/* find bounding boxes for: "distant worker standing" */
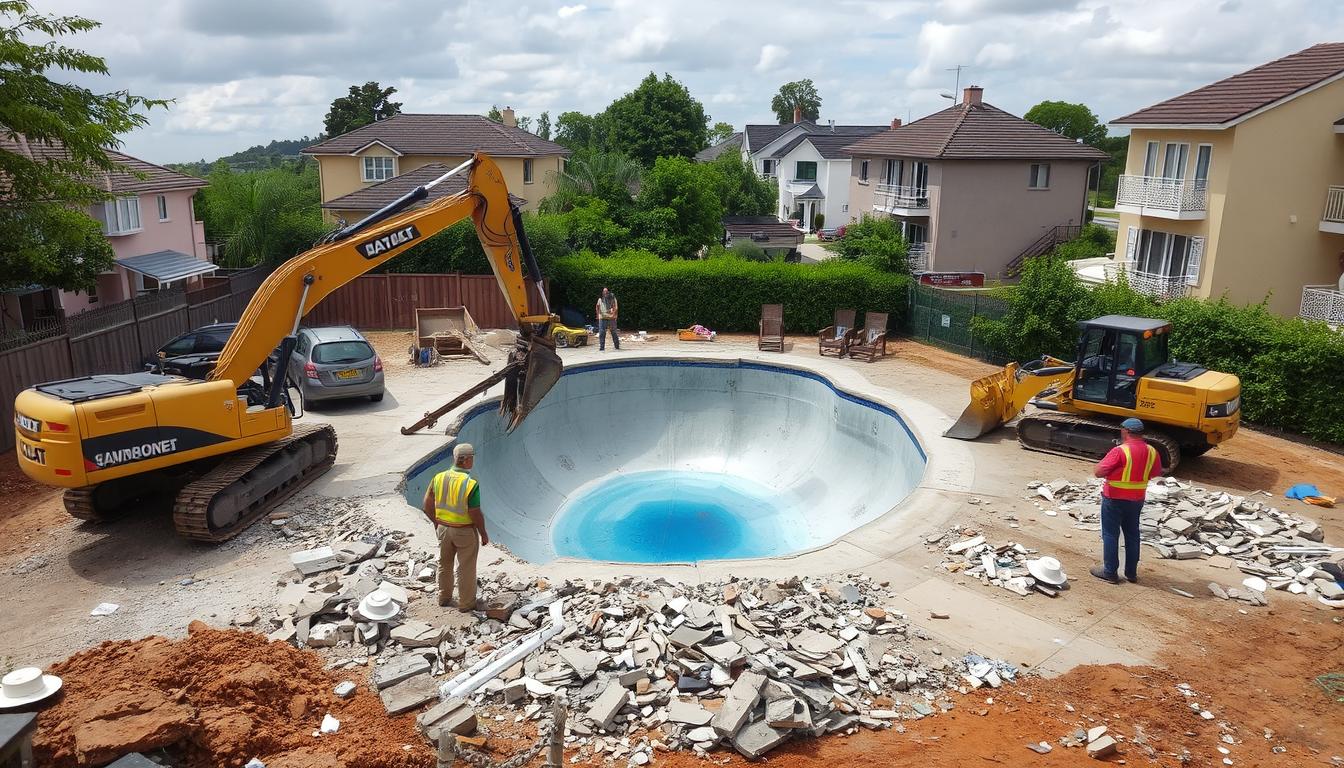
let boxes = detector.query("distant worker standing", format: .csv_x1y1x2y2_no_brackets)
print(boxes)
596,287,620,351
422,443,489,611
1090,418,1162,585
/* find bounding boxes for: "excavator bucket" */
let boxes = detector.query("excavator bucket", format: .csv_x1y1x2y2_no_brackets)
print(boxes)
943,364,1019,440
500,338,563,431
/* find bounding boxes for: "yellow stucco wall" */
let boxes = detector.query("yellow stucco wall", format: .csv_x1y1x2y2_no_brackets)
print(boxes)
315,145,563,221
1116,77,1344,316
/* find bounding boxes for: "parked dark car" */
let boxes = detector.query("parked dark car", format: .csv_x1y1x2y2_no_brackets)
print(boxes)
817,225,847,242
287,326,384,403
145,322,237,379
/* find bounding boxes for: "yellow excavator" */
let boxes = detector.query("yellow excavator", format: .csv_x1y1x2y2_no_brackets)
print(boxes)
13,154,562,542
945,315,1241,470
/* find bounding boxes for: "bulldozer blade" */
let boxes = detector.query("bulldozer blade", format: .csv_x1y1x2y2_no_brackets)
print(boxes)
942,366,1017,440
501,340,563,431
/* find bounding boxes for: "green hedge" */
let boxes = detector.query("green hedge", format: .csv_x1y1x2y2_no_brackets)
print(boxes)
551,251,912,334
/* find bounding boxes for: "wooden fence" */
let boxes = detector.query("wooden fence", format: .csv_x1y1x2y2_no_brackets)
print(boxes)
1,270,539,452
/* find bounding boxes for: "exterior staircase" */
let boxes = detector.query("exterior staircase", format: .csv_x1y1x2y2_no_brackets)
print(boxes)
1003,224,1082,277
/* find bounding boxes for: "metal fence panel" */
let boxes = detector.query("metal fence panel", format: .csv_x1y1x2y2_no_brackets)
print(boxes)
904,283,1013,365
0,335,73,451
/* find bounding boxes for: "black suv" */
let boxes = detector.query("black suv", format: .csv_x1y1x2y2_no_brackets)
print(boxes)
146,322,237,379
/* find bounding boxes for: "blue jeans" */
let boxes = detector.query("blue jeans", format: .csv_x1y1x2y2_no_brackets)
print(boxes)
1100,496,1144,580
598,318,620,350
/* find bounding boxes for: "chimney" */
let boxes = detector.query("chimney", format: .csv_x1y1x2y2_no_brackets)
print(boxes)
890,117,902,129
501,106,517,128
828,119,835,133
962,86,983,106
793,106,802,124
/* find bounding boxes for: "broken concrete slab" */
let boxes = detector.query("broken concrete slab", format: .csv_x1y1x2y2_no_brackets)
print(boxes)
379,674,438,715
668,699,713,726
290,546,340,576
733,719,790,759
557,647,600,680
767,698,812,730
1087,735,1118,758
373,654,432,690
711,670,765,736
417,697,477,738
390,621,443,648
586,683,629,730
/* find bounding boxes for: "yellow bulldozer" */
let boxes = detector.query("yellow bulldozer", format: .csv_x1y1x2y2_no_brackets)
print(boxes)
945,315,1241,470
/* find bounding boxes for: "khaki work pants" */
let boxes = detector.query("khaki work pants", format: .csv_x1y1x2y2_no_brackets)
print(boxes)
437,524,479,609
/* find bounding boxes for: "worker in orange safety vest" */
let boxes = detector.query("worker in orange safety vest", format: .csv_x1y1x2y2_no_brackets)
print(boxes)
1090,418,1163,585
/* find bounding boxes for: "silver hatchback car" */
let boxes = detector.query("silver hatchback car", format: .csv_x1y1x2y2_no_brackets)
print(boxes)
289,326,385,403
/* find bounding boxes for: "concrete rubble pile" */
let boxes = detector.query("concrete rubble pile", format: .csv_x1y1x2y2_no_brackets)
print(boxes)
265,548,1020,761
932,526,1068,598
1032,477,1344,608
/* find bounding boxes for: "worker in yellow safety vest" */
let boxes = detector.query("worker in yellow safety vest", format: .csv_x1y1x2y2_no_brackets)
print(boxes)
1089,418,1163,585
421,443,489,611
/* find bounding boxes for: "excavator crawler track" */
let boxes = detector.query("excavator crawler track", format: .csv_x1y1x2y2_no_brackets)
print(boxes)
172,423,338,543
63,487,104,523
1016,411,1182,471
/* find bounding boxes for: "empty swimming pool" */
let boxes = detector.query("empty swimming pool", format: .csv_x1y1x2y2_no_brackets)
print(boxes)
403,359,926,564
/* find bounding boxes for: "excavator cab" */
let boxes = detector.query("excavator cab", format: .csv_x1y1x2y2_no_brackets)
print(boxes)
1072,317,1171,410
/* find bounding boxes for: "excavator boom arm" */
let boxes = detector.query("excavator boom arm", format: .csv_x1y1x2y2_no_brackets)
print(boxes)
210,154,548,386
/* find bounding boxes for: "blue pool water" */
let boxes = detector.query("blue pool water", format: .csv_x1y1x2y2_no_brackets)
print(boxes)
551,470,802,563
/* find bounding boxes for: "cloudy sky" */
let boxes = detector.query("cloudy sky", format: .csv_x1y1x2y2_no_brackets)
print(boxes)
38,0,1344,164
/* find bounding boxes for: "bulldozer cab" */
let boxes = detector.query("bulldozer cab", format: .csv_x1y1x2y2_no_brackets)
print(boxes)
1072,316,1171,410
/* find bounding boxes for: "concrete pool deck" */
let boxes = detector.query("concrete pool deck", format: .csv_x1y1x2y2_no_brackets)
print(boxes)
329,336,1147,676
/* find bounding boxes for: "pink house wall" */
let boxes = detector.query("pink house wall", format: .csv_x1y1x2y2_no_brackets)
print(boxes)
59,188,209,315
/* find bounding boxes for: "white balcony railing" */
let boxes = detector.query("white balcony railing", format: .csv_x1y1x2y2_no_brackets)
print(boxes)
1104,261,1192,300
1115,175,1207,218
1321,186,1344,231
1300,285,1344,326
907,243,928,272
873,184,930,212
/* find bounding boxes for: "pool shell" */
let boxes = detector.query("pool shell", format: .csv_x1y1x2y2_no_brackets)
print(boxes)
403,358,928,564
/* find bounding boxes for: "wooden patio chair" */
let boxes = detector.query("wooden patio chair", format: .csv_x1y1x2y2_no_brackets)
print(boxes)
818,308,858,357
848,312,889,362
758,304,784,352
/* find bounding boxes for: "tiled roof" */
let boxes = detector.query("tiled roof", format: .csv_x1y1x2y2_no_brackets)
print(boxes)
321,162,526,212
1112,43,1344,126
0,135,206,195
768,128,887,160
302,114,570,157
793,183,825,200
744,123,799,152
695,133,742,162
723,216,804,244
116,250,217,281
843,102,1108,161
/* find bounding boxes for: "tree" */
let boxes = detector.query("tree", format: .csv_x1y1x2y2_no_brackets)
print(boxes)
771,79,821,124
630,157,723,258
833,215,908,273
708,121,736,145
601,73,709,166
486,105,502,122
540,150,643,215
198,162,325,267
324,81,400,137
536,111,552,141
973,255,1092,361
707,153,775,217
1024,100,1106,146
0,1,168,290
554,111,598,150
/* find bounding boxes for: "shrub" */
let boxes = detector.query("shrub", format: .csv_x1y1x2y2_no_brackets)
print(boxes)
833,214,909,272
812,212,825,231
1052,223,1116,262
551,251,911,333
972,255,1092,361
728,240,769,261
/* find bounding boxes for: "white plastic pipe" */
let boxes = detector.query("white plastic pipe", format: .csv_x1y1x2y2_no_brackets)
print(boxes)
440,599,566,700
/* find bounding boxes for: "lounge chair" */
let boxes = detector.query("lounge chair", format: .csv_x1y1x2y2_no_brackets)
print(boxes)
818,309,858,357
758,304,784,352
848,312,889,362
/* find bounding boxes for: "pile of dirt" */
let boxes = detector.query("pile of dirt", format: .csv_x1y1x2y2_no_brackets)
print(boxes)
35,622,433,768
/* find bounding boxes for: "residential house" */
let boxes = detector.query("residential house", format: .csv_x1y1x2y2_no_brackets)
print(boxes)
694,133,742,162
1109,42,1344,323
845,87,1106,274
0,136,210,333
301,110,570,224
738,113,887,232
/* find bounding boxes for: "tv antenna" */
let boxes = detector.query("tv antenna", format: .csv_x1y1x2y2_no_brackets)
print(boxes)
946,64,969,98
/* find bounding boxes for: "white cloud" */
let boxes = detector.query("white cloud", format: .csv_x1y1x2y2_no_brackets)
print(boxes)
755,44,788,73
31,0,1344,162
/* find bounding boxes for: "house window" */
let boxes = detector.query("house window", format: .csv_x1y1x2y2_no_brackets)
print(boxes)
1194,144,1212,186
910,161,928,193
762,159,776,177
1162,143,1189,180
1143,141,1160,176
795,161,817,181
1029,163,1051,189
842,204,848,213
1134,229,1192,277
156,194,169,221
103,196,142,235
361,156,395,182
87,281,98,304
883,159,901,186
523,158,534,184
859,160,869,182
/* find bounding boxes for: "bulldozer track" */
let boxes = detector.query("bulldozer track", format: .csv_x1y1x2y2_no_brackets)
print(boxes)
62,487,103,522
1016,411,1183,471
172,423,338,543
